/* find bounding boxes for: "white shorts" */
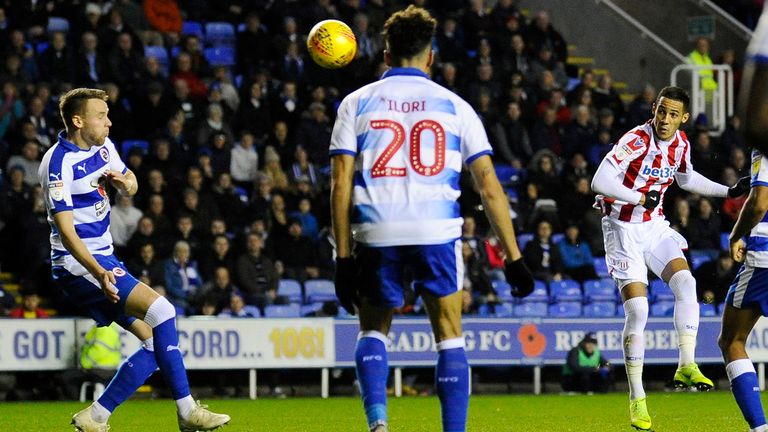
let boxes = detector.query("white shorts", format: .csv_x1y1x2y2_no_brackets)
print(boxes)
601,216,688,287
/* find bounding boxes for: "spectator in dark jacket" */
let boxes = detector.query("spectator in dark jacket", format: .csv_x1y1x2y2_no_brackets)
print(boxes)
295,102,333,167
523,220,564,282
38,31,74,86
689,197,722,253
107,32,144,98
236,233,278,308
274,219,321,281
693,251,738,305
198,234,237,282
557,224,598,283
74,31,106,86
126,242,165,287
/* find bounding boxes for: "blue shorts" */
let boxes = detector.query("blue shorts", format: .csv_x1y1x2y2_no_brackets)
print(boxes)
356,240,464,308
726,264,768,316
52,254,139,328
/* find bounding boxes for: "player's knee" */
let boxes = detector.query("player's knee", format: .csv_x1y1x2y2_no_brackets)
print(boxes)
667,270,696,303
718,331,745,355
144,296,176,328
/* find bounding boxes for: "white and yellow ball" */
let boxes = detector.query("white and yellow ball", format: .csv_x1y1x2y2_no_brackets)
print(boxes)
306,19,357,69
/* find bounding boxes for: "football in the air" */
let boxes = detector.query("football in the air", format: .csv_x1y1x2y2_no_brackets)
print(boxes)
306,19,357,69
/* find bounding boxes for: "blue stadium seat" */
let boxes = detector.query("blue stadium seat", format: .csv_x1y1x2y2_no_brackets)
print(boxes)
204,46,236,66
616,302,625,317
700,303,717,317
492,280,513,302
234,186,249,204
549,280,582,302
689,249,714,270
551,233,565,244
650,301,674,317
300,302,324,317
494,165,519,186
494,302,514,317
182,21,204,40
520,280,548,303
583,302,616,318
513,302,547,317
205,22,236,46
548,302,582,317
649,280,675,302
594,257,609,278
35,41,49,54
171,45,181,58
477,304,492,317
121,140,149,159
47,16,70,33
721,232,729,251
264,304,301,318
583,279,615,302
517,233,534,251
336,305,356,319
304,279,337,303
277,279,302,303
718,302,726,315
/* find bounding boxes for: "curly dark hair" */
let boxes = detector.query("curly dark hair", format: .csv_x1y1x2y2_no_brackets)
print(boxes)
382,5,436,62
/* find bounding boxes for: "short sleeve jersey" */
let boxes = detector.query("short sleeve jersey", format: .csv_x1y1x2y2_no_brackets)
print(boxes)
38,132,127,268
329,67,493,246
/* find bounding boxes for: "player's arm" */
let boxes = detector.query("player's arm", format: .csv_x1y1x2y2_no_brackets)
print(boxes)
729,186,768,262
52,211,119,303
675,169,748,198
330,153,359,313
590,157,646,205
469,155,534,296
106,168,138,196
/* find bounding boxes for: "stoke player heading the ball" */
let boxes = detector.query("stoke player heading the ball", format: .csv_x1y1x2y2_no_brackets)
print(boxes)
591,86,750,431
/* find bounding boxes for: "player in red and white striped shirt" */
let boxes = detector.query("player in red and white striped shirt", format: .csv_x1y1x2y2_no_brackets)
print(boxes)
591,86,750,431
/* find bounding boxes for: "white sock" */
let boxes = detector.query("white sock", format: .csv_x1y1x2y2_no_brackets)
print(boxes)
623,297,648,401
668,270,698,367
176,395,196,419
90,401,111,423
727,358,756,381
753,425,768,432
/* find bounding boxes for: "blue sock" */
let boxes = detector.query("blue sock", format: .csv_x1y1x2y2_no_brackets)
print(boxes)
436,342,469,432
98,346,157,412
728,360,767,429
153,318,191,400
355,333,389,429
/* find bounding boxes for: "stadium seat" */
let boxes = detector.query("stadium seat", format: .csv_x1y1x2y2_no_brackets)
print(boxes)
650,301,674,317
551,233,565,244
205,22,236,47
477,303,491,317
304,279,337,303
234,186,249,204
494,302,514,317
121,140,149,159
689,249,714,270
171,45,181,58
594,257,609,278
517,233,534,251
47,16,70,33
520,280,548,303
720,232,729,252
35,41,49,55
513,301,547,317
263,304,301,318
548,302,582,318
494,165,519,186
583,279,616,302
181,21,204,40
204,46,236,66
492,280,513,302
583,302,616,317
300,302,324,317
277,279,302,303
549,280,582,302
649,280,675,302
616,302,625,317
699,303,717,317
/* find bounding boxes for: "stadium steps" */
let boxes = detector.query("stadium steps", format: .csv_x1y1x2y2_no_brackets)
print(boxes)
566,56,594,66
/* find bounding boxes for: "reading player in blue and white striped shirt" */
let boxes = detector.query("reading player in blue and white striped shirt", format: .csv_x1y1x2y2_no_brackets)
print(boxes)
330,6,534,432
38,88,229,432
721,8,768,430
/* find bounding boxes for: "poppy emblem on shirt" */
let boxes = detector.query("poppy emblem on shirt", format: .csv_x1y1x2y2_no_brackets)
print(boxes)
99,147,109,162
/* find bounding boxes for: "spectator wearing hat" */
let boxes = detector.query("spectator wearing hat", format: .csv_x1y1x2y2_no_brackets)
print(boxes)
562,332,612,393
263,146,290,192
295,101,332,167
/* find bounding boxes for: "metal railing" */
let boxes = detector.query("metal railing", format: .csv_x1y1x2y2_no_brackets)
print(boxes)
670,63,734,136
692,0,754,41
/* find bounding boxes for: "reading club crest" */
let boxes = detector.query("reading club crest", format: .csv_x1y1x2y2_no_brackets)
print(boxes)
99,147,109,162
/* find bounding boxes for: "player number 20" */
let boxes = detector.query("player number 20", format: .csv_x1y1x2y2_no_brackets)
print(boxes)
269,327,325,359
370,119,446,178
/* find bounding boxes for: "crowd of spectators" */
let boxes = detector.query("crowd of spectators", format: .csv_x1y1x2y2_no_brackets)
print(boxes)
0,0,751,319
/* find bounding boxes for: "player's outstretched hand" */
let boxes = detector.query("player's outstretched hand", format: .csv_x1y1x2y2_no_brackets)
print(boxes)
728,176,751,198
505,258,535,298
97,270,120,303
334,257,359,315
641,190,660,210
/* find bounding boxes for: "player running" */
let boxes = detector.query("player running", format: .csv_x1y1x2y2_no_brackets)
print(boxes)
39,88,229,432
591,86,750,430
330,6,534,432
719,6,768,431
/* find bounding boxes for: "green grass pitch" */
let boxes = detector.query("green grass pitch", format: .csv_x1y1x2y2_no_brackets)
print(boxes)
0,392,750,431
